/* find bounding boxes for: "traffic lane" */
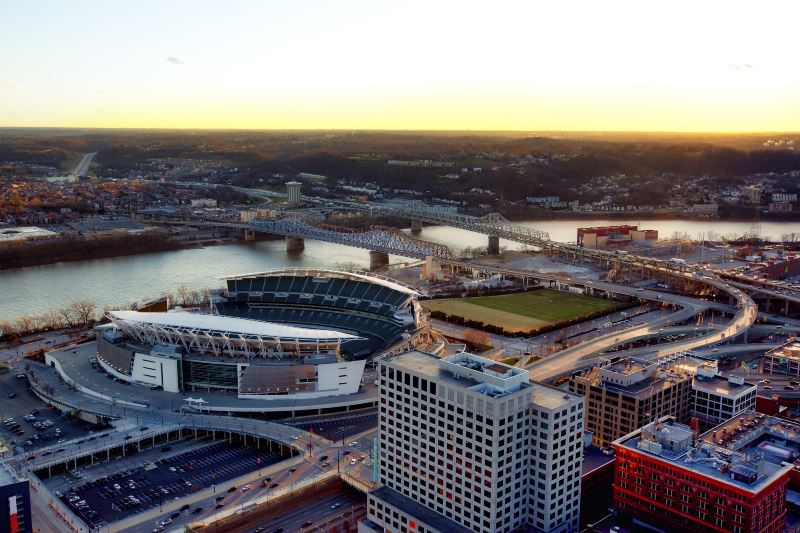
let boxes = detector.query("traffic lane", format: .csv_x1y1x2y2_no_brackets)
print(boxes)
121,448,319,532
228,486,366,533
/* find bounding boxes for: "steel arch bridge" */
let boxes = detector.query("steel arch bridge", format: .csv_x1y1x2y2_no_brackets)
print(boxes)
340,200,551,245
249,216,455,260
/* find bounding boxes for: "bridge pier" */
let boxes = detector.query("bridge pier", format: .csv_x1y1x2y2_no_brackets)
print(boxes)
411,219,422,233
286,236,305,252
487,235,500,255
244,229,256,241
369,251,390,270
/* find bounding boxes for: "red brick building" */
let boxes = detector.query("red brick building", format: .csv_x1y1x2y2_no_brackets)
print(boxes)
612,416,791,532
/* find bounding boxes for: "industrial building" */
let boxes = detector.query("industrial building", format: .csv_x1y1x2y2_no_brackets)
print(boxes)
691,362,757,429
613,413,794,532
576,225,658,248
362,351,583,533
763,340,800,378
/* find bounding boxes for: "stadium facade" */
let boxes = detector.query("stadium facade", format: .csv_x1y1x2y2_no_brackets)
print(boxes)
95,269,426,403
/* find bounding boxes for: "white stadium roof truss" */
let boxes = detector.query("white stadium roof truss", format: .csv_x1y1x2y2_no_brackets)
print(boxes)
109,311,351,359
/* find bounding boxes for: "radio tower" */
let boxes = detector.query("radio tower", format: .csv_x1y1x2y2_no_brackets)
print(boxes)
748,202,762,241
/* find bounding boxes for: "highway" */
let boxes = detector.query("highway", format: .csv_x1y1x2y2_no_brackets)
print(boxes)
71,152,96,177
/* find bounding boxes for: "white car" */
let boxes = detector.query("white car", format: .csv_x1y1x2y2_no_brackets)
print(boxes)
290,435,299,440
350,459,356,465
241,484,251,491
348,442,357,447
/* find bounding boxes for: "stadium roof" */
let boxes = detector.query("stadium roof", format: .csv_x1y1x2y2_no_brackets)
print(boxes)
222,268,420,296
109,310,358,341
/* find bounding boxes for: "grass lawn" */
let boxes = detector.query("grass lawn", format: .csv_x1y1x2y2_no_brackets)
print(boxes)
423,289,622,333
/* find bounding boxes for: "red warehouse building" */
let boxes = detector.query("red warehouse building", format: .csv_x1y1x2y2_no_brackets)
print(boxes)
577,225,658,248
612,416,792,533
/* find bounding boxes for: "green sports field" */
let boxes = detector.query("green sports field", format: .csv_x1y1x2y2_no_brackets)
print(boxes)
422,289,622,333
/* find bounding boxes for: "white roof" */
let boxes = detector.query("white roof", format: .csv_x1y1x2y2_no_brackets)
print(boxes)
222,268,419,296
110,311,357,341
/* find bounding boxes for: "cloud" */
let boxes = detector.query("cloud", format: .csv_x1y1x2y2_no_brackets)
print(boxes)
166,56,184,65
97,89,109,94
0,81,30,92
729,63,755,70
633,81,651,92
96,108,116,116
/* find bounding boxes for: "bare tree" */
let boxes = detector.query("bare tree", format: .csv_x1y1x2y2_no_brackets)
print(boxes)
0,321,17,340
70,300,97,325
59,307,77,328
16,316,34,336
464,329,492,350
177,286,188,305
42,311,63,330
188,290,201,305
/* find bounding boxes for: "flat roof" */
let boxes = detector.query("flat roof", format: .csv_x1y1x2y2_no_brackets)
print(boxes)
110,310,357,341
614,417,792,494
765,340,800,361
533,381,583,410
222,268,420,296
371,486,473,533
0,226,58,242
693,375,756,397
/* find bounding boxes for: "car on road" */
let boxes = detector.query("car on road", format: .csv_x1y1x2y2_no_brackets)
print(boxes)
215,503,224,509
302,522,312,528
192,507,203,514
290,435,299,440
348,442,357,447
227,486,236,493
288,468,296,473
269,482,279,488
215,495,225,501
319,455,328,462
241,484,251,491
7,393,16,399
350,458,356,465
15,374,26,379
331,502,343,509
169,512,181,520
180,504,191,511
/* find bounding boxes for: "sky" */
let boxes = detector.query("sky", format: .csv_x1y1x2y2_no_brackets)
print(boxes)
1,0,799,132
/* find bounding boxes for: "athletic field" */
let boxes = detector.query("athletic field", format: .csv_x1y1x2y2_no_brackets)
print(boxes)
422,290,621,333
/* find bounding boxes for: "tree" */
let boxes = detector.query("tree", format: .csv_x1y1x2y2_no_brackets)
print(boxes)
42,311,63,330
16,316,34,336
177,286,188,305
70,300,97,325
464,329,491,350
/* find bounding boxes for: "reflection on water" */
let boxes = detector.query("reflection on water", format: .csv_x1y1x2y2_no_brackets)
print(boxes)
1,218,797,322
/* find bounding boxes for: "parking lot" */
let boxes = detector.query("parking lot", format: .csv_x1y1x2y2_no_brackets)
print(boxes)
0,369,106,455
288,412,377,443
59,441,285,529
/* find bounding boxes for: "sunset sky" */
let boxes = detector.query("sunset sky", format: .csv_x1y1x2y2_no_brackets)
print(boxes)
2,0,798,132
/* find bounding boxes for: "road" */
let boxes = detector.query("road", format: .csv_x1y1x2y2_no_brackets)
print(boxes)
71,152,96,177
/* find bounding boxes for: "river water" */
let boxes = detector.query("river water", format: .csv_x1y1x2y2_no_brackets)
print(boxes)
1,219,797,322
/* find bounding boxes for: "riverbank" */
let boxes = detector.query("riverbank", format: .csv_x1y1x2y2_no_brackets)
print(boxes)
0,233,185,271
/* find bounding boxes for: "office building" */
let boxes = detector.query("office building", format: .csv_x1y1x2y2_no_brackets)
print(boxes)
613,414,792,532
286,180,302,205
691,361,757,429
569,356,698,446
362,351,583,533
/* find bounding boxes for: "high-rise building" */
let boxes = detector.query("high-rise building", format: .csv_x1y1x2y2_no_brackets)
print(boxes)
569,356,698,446
286,180,302,205
361,350,583,533
763,340,800,377
0,465,32,533
613,414,792,533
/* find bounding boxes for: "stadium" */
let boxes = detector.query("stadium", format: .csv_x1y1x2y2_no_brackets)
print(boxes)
95,269,426,404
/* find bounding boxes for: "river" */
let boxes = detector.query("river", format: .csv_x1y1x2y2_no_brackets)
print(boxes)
1,219,797,322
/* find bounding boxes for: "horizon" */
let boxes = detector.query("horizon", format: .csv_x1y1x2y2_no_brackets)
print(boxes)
3,0,799,132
